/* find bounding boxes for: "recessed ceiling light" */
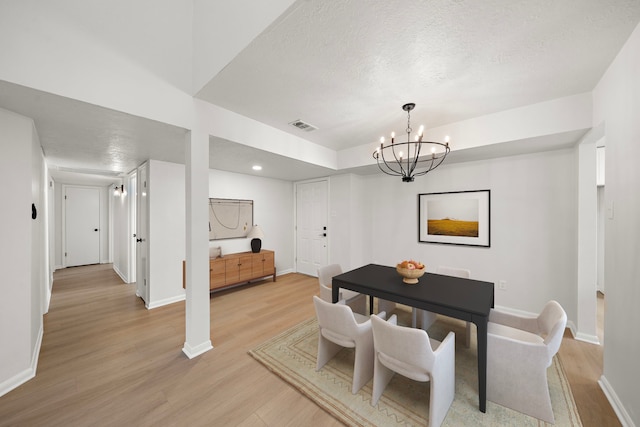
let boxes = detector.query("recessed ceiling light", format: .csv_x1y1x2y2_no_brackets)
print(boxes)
252,165,262,171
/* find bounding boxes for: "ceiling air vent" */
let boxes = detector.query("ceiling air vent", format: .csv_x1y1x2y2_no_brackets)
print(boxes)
289,119,318,132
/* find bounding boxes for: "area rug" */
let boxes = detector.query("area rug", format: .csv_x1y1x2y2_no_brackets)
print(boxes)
249,313,582,427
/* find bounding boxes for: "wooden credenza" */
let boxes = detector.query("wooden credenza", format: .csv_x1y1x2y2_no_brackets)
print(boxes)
183,250,276,292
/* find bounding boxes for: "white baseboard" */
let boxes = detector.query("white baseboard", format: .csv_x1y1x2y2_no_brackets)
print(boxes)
599,375,635,427
182,340,213,359
493,304,538,318
146,293,186,310
566,320,577,338
0,324,43,398
112,264,128,284
574,330,600,345
146,268,292,310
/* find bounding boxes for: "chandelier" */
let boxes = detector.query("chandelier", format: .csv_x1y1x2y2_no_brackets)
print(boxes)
373,103,450,182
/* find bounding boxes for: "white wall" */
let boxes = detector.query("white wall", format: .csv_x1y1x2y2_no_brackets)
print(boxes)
592,21,640,426
45,173,55,312
356,148,578,321
208,169,294,274
53,184,111,269
0,108,46,397
112,161,295,310
30,119,44,358
112,184,130,282
0,0,195,130
147,160,187,308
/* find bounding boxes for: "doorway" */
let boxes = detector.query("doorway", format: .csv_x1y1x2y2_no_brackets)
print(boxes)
136,163,149,305
295,179,328,276
63,185,100,267
128,172,137,283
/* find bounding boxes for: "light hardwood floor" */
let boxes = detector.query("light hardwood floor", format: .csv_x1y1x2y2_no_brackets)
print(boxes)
0,265,619,426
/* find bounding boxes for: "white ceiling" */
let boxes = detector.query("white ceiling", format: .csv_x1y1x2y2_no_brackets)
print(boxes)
1,0,640,184
197,0,640,151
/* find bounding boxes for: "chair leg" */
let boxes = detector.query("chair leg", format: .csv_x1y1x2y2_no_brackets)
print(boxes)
377,299,396,316
371,357,395,406
487,341,555,423
421,310,437,330
428,335,456,427
412,309,437,329
316,334,343,371
347,294,367,316
352,342,374,394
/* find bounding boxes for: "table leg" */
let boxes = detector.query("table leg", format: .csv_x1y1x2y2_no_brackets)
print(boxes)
475,316,488,413
332,283,339,303
369,295,374,315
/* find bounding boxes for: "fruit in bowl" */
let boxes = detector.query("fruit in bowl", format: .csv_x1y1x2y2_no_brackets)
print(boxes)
396,260,425,284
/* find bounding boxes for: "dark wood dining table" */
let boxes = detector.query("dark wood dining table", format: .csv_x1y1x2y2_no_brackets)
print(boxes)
332,263,494,413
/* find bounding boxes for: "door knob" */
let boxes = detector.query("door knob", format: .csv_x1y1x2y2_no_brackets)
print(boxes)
94,228,99,231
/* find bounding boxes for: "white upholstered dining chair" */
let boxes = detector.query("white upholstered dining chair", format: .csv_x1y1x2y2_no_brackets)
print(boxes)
486,300,567,423
313,295,387,394
318,264,367,315
370,314,455,427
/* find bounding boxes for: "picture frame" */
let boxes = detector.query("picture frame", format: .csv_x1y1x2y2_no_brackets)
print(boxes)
418,190,490,247
209,198,253,240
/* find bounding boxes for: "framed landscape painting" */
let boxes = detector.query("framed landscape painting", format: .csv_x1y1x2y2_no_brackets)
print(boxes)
418,190,490,247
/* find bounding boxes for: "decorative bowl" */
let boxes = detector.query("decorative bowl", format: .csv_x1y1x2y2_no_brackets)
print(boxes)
396,265,425,284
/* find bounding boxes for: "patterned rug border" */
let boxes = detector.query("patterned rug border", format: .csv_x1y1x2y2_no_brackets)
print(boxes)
249,317,583,427
249,318,368,426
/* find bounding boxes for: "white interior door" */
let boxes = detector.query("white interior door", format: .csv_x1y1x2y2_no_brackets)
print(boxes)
65,186,100,267
129,172,137,283
296,180,328,276
136,164,149,304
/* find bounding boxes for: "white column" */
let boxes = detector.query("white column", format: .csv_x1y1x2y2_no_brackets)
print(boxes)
183,129,213,358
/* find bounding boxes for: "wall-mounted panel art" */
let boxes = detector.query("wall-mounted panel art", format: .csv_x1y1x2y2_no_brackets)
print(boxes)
418,190,490,247
209,198,253,240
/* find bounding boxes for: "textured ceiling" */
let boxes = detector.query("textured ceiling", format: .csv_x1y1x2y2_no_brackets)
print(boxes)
0,81,188,185
197,0,640,151
1,1,640,184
